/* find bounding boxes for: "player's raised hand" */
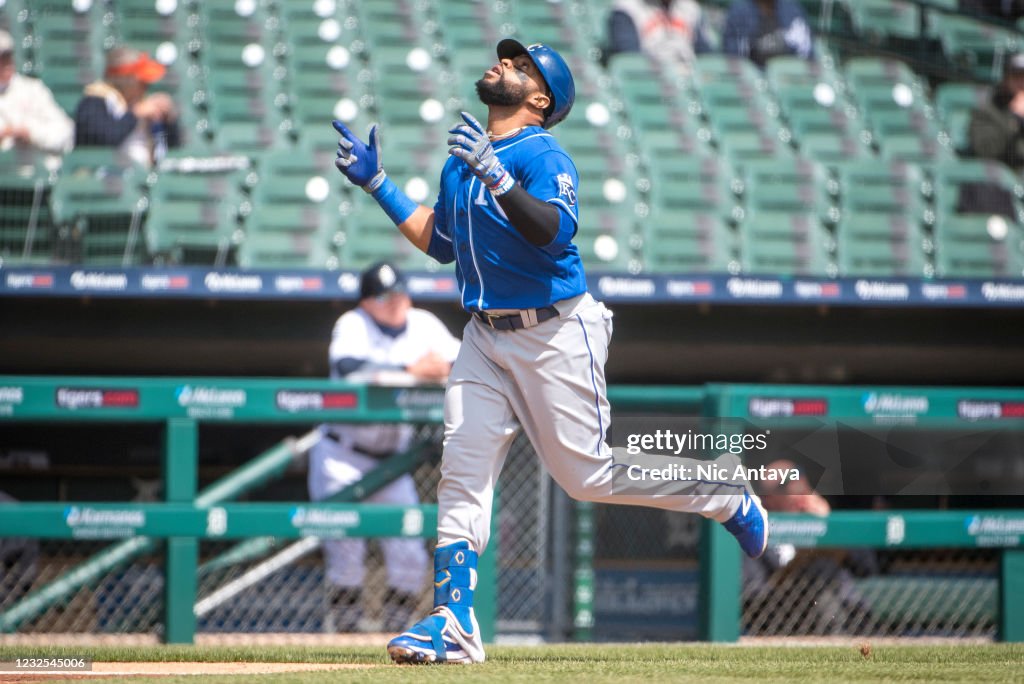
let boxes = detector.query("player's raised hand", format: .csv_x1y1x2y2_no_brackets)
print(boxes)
332,120,386,192
447,112,515,196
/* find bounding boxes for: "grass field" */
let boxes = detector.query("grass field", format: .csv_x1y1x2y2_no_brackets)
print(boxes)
0,643,1022,683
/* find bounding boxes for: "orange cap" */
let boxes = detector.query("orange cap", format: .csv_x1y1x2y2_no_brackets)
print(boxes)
106,48,165,83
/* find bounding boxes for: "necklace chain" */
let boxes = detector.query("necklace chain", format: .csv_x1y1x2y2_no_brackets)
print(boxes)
487,126,525,141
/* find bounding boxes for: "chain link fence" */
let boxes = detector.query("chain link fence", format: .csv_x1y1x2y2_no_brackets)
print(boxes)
0,423,1007,641
742,547,998,638
0,424,554,638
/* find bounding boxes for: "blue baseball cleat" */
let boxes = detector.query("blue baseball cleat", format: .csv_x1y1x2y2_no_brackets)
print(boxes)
386,606,484,664
387,541,485,664
723,488,770,559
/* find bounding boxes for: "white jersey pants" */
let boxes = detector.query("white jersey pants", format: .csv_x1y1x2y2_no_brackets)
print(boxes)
437,293,743,552
308,437,429,593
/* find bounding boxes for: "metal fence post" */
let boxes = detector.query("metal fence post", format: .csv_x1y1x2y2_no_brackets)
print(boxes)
1001,549,1024,642
698,518,741,642
573,501,594,641
164,418,198,644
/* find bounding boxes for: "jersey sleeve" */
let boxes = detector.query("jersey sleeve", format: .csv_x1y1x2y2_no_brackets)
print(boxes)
515,148,580,255
327,311,372,368
427,174,456,264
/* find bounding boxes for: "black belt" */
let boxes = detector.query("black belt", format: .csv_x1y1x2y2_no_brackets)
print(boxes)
474,305,559,331
324,431,392,458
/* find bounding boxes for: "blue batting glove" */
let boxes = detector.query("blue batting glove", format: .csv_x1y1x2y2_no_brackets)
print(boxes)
447,112,515,196
332,120,386,192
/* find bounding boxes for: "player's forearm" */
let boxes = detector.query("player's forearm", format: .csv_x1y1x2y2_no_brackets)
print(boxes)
397,206,436,254
364,177,434,254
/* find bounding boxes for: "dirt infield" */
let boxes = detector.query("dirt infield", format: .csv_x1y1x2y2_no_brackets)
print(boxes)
2,661,376,681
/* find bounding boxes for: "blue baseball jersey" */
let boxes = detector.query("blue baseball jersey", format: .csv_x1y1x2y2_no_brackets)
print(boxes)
426,126,588,311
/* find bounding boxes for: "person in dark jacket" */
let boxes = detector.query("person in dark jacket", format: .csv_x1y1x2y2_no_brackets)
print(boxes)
722,0,814,68
968,52,1024,171
74,46,180,167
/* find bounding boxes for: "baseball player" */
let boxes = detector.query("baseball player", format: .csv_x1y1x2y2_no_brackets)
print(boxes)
308,262,461,632
332,40,768,664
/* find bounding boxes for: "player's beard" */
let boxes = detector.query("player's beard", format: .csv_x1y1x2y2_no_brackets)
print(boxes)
475,77,527,107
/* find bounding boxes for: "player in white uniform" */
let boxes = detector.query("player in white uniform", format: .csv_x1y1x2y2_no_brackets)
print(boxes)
308,262,461,632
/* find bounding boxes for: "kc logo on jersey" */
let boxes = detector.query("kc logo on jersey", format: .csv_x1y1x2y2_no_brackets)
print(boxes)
557,173,576,206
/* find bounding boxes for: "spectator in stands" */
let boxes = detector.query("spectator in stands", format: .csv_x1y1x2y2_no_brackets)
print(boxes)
74,46,180,168
722,0,814,68
308,262,461,633
968,52,1024,171
743,459,876,635
605,0,714,70
0,29,74,157
959,0,1024,22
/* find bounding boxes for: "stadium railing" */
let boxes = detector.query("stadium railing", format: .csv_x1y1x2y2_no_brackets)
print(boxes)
0,378,1021,643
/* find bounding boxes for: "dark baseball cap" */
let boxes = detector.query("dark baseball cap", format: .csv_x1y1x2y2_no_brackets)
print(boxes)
360,261,407,299
1006,53,1024,74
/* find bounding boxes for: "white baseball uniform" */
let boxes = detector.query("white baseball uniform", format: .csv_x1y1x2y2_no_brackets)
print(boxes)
308,306,461,592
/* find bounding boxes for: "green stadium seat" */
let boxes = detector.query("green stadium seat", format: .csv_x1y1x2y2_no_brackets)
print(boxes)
144,171,247,265
764,55,840,89
0,150,57,263
775,83,859,136
50,167,147,265
210,121,290,155
249,171,340,210
930,159,1024,222
933,217,1024,278
236,230,336,270
644,155,739,222
718,130,795,163
847,0,921,43
739,211,832,276
878,133,955,164
738,157,836,219
693,54,763,88
930,14,1020,82
836,213,927,277
799,131,875,163
243,202,338,239
61,148,147,177
934,82,989,154
341,214,433,270
641,214,735,274
835,159,933,219
844,56,923,91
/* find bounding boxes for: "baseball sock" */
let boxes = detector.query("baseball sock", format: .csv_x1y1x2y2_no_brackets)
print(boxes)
433,540,477,635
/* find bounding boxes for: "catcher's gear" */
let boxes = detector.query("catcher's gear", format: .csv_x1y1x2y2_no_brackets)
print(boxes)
447,112,515,196
332,120,386,192
496,39,575,129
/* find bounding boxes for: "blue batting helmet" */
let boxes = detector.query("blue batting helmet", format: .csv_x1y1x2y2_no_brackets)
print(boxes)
496,39,575,129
